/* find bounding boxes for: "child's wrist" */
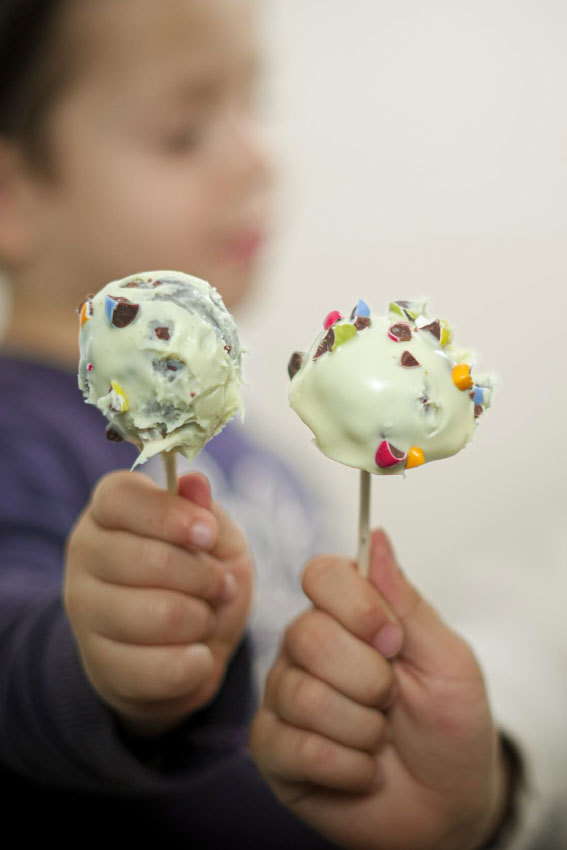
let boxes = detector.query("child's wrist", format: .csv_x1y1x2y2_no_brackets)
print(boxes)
476,731,526,849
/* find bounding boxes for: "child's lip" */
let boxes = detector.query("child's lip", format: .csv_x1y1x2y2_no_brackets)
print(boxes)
221,227,267,263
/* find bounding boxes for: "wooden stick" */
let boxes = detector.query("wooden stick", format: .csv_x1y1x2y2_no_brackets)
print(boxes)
162,451,178,493
357,469,371,577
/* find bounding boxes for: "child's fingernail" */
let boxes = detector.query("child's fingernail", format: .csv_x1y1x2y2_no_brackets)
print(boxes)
221,572,238,603
190,522,215,549
373,623,403,658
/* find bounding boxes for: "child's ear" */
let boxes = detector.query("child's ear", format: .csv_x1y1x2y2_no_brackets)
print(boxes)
0,141,40,266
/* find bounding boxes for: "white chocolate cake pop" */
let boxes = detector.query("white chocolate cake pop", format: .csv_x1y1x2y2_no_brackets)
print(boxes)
78,270,243,467
288,299,494,475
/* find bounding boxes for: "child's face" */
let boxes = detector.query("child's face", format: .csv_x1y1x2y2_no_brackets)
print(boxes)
28,0,271,308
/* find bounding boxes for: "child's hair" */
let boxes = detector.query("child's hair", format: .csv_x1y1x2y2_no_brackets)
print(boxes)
0,0,71,166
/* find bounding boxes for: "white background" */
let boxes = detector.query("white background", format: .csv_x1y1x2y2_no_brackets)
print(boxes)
237,0,567,777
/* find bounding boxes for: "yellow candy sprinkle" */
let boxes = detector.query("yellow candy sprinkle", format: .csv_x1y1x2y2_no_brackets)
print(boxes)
452,363,473,391
406,447,425,469
110,380,129,412
439,320,452,347
331,323,357,350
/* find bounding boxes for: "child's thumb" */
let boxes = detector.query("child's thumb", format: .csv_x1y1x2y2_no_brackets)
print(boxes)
369,529,470,674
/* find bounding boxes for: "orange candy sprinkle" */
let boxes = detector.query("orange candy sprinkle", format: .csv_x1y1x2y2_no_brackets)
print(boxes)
452,363,473,391
406,447,425,469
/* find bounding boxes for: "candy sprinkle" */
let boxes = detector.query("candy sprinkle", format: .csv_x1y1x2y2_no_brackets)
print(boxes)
323,311,343,330
375,440,407,469
406,447,425,468
388,323,412,343
452,363,473,391
332,323,357,350
350,299,371,320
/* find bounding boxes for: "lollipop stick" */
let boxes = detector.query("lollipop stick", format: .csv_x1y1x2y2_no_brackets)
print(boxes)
162,451,178,493
357,470,371,578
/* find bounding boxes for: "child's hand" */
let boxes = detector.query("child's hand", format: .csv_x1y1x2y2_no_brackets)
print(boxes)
250,530,508,850
65,470,253,737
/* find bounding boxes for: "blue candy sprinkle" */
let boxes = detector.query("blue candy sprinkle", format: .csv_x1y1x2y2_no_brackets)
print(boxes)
354,299,370,318
473,386,484,405
105,296,116,323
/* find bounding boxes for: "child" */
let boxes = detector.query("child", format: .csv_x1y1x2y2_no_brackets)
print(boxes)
0,0,543,846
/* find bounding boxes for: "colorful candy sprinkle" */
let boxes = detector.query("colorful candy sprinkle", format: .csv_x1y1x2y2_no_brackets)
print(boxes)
332,323,357,350
323,311,343,330
452,363,473,391
388,323,412,343
472,386,484,405
109,380,129,412
350,299,371,320
79,296,94,327
406,447,425,469
389,299,426,321
401,351,420,367
87,363,93,372
375,440,407,469
288,351,304,379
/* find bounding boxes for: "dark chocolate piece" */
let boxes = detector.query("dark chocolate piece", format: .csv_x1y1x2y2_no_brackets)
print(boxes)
401,351,420,367
112,298,140,328
313,328,335,360
105,424,124,442
421,320,441,341
288,351,304,379
474,405,484,418
77,293,94,314
154,327,170,340
354,316,371,331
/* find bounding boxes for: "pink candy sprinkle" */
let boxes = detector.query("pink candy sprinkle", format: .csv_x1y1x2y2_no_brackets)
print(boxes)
323,310,343,330
87,363,93,371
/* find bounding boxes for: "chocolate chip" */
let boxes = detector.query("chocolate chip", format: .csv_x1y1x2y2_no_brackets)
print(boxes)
388,323,412,342
354,316,371,331
155,327,170,340
224,344,232,353
474,405,484,418
421,320,441,341
105,424,124,442
314,328,335,360
112,298,140,328
288,351,304,379
401,351,420,367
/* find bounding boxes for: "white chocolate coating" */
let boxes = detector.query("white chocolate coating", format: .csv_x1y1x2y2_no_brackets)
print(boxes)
78,270,243,466
289,301,493,475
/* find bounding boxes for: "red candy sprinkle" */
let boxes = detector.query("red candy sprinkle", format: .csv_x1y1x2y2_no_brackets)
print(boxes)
388,323,412,342
323,311,343,330
375,440,407,469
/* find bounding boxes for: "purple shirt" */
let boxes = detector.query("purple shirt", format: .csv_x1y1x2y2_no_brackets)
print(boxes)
0,355,334,847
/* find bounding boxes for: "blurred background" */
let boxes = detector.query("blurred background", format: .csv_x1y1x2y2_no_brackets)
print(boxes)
237,0,567,769
0,0,564,788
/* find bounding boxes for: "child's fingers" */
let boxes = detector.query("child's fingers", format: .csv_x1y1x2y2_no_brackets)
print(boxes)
273,663,387,753
283,609,395,708
178,472,212,510
90,471,218,550
80,581,216,646
369,529,480,677
302,555,402,654
85,635,214,704
81,525,234,602
251,710,376,792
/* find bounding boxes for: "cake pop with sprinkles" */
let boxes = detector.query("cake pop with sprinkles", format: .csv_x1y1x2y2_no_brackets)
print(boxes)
78,270,243,471
288,298,494,476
